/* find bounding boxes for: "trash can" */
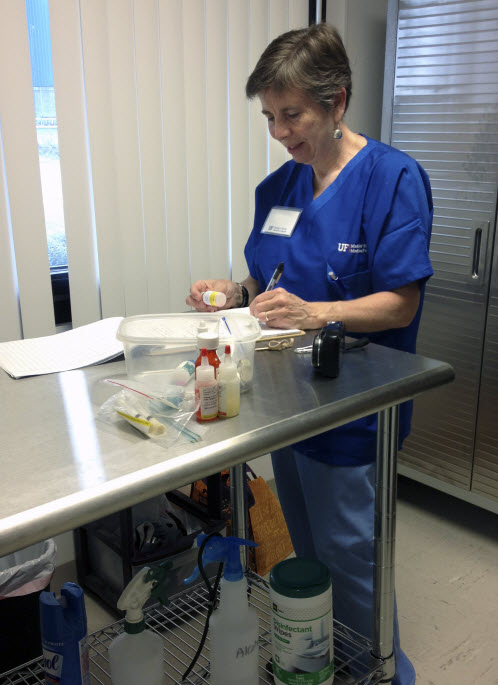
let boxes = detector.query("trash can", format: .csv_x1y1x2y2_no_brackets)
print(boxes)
0,539,57,673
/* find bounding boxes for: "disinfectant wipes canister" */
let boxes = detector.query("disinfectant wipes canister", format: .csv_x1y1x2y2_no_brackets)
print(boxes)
269,558,334,685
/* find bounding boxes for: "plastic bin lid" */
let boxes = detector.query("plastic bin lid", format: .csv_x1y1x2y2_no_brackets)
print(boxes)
270,558,331,598
117,312,261,346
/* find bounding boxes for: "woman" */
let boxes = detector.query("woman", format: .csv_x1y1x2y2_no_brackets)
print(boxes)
187,23,432,685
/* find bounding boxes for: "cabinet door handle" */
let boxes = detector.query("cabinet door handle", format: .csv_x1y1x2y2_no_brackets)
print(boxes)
471,222,490,281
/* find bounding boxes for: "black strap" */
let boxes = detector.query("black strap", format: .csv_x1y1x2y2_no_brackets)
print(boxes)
237,283,249,308
344,337,369,352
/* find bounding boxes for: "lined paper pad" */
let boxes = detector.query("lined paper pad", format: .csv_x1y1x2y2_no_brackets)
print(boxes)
238,308,304,339
0,317,124,379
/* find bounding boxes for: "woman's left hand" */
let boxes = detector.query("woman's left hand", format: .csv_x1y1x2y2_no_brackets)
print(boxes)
250,288,323,330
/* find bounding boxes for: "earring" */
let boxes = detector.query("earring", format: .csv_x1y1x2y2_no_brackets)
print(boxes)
333,128,342,140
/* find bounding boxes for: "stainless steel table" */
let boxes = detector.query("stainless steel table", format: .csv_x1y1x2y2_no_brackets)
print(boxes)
0,334,454,682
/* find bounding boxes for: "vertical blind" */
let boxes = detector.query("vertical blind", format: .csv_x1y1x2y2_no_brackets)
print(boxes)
0,0,309,342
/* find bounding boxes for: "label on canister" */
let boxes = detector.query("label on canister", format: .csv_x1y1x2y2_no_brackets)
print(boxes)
42,644,63,683
42,635,90,685
270,558,334,685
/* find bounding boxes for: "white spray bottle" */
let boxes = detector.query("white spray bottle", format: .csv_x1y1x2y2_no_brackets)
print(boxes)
109,565,170,685
184,535,259,685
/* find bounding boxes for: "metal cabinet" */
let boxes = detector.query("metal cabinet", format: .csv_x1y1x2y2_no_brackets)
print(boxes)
382,0,498,510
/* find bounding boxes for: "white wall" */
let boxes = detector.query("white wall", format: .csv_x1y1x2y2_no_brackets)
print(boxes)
327,0,389,140
53,532,75,566
249,454,276,482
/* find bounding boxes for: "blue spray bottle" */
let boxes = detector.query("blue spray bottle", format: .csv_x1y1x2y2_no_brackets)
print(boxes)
184,534,259,685
39,582,90,685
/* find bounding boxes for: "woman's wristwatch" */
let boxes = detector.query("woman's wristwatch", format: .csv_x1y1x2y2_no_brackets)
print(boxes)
237,283,249,308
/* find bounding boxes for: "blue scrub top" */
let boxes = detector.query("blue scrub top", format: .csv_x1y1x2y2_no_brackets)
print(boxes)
244,136,434,466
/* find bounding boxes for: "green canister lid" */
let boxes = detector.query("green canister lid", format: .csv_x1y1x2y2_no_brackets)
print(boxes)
270,558,331,598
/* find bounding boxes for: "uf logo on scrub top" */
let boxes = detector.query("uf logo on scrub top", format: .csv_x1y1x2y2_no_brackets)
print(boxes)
338,242,367,254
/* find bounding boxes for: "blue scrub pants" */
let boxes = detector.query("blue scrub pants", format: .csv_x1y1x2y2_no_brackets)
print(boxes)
271,447,416,685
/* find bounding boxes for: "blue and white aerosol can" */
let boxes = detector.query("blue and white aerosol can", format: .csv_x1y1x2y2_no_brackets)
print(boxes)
184,535,259,685
269,558,334,685
39,582,90,685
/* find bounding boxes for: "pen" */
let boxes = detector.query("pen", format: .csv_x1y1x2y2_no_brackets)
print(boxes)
328,269,347,299
222,316,232,335
265,262,284,291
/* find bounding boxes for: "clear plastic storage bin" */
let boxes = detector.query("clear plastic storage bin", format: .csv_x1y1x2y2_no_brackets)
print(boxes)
117,311,261,392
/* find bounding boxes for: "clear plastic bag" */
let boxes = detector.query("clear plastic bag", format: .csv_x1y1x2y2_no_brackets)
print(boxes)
97,379,205,447
0,539,57,598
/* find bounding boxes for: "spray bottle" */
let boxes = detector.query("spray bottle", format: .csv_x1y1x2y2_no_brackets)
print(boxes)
184,535,259,685
108,565,170,685
39,582,90,685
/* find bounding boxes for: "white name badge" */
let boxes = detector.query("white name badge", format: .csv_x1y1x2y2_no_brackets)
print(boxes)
260,206,302,238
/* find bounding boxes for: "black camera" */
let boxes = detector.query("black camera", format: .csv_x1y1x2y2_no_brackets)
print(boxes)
311,322,344,378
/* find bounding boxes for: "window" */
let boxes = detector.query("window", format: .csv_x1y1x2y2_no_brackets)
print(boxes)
2,1,310,341
26,0,70,323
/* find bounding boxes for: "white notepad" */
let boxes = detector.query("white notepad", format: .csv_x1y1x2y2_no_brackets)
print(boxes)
0,317,124,379
238,307,304,339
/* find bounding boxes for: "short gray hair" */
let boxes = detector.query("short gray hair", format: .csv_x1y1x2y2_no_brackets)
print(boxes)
245,23,352,112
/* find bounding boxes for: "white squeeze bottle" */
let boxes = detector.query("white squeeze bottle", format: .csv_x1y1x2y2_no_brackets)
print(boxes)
218,344,240,418
184,535,259,685
109,566,168,685
195,347,218,422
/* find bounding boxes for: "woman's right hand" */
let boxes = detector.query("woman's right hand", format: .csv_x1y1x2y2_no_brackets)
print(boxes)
186,279,241,312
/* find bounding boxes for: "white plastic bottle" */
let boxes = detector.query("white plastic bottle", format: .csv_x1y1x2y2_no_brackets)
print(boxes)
201,290,227,307
184,535,259,685
197,319,208,335
109,567,166,685
210,575,259,685
218,344,240,418
195,348,218,422
172,359,195,385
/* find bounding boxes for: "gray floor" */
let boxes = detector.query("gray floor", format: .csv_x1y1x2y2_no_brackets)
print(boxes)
53,476,498,685
394,477,498,685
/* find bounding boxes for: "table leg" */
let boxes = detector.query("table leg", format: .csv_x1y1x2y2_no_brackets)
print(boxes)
372,405,399,682
229,463,249,570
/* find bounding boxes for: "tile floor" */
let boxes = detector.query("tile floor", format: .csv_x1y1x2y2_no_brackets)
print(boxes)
51,476,498,685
